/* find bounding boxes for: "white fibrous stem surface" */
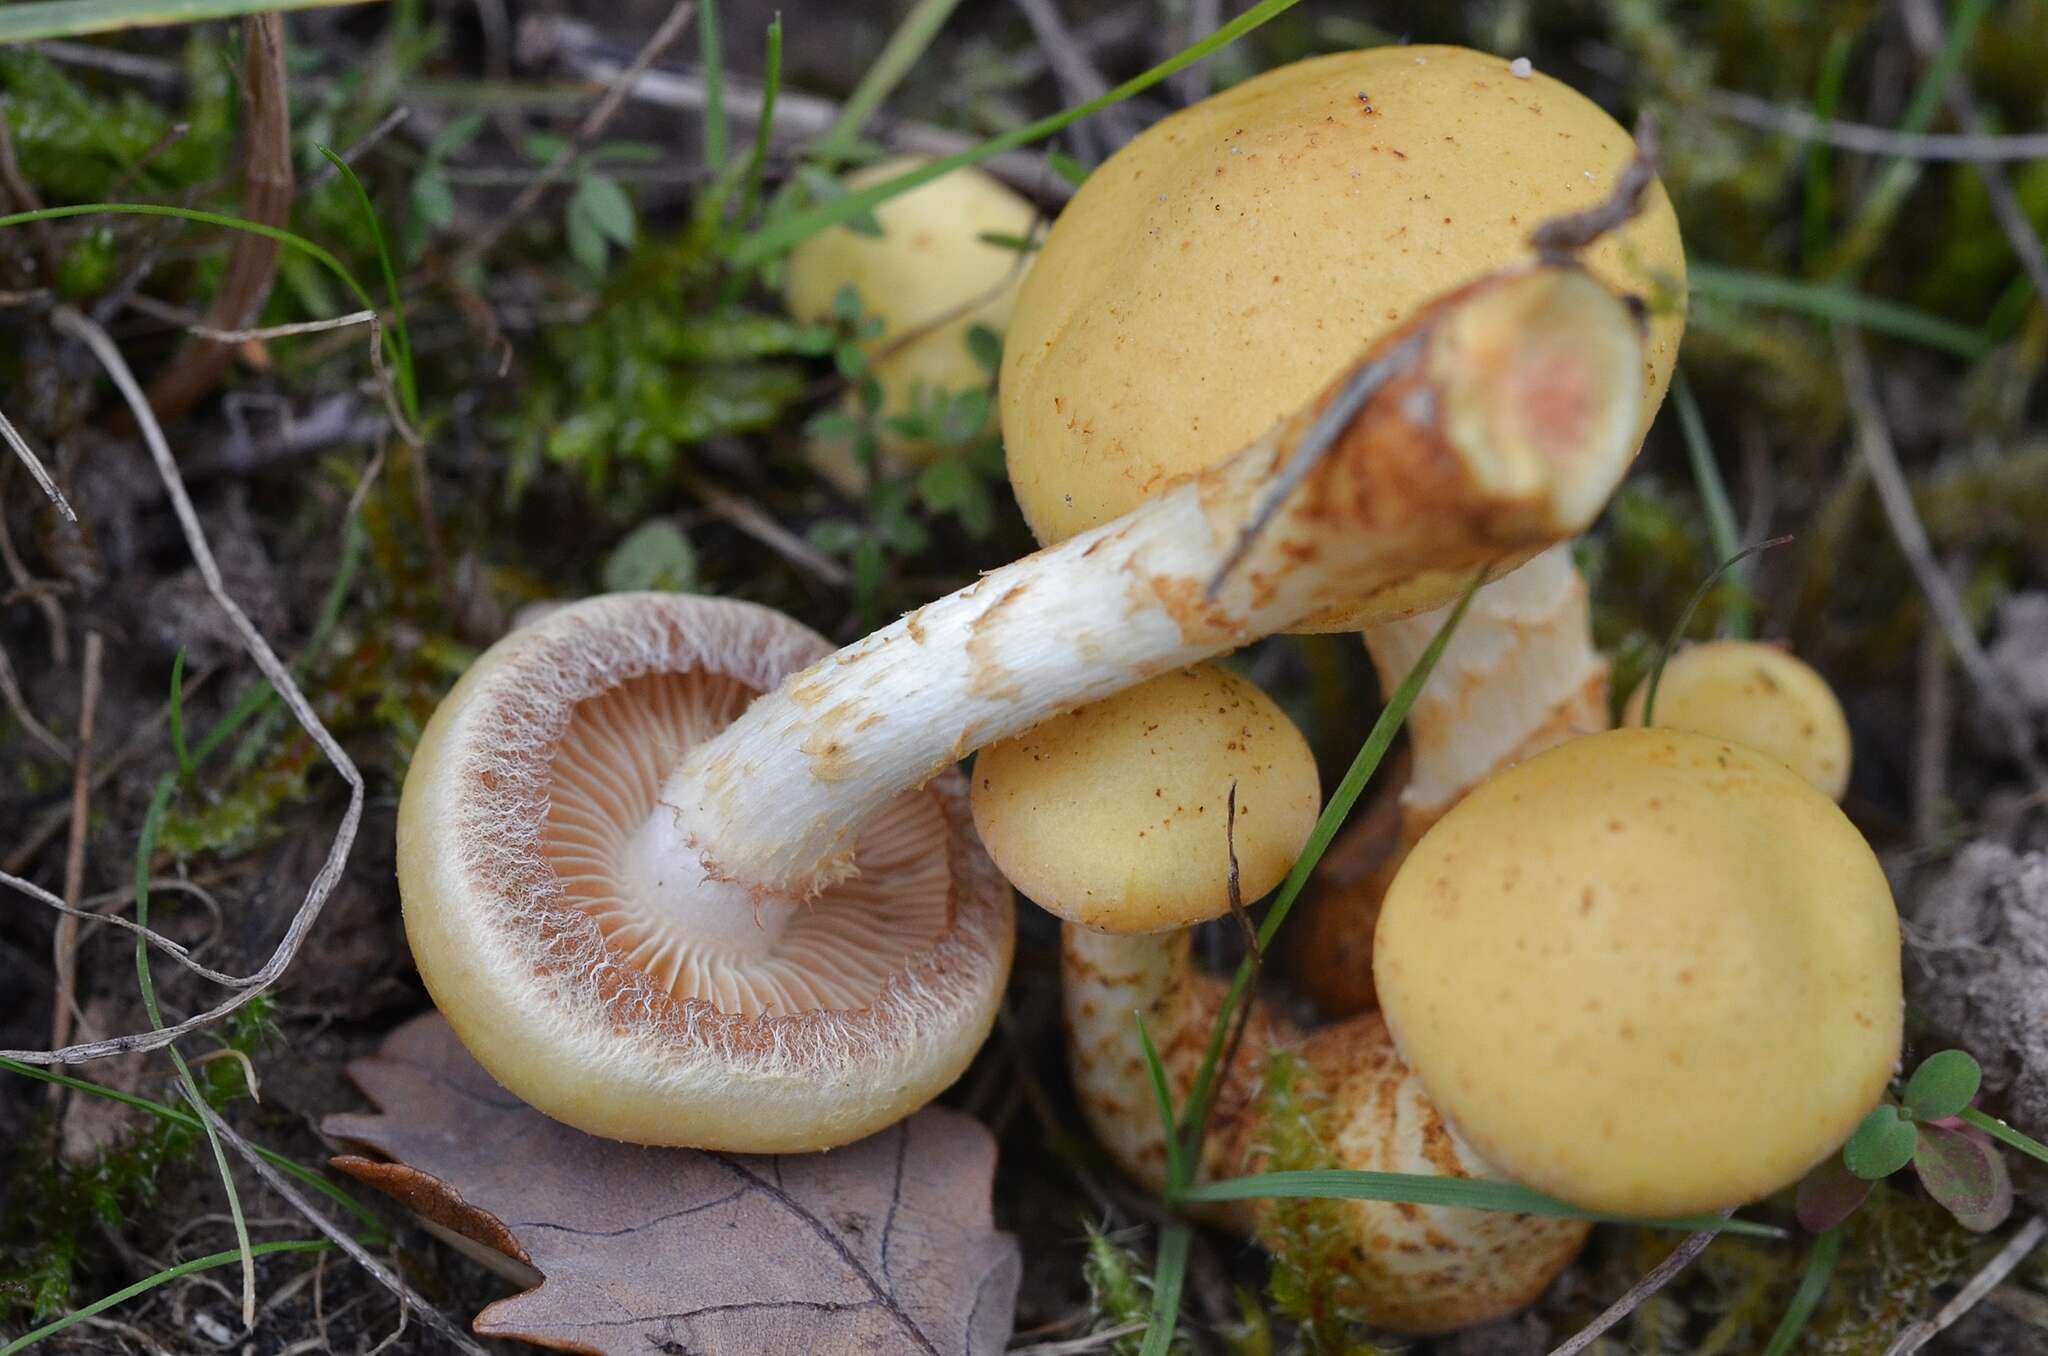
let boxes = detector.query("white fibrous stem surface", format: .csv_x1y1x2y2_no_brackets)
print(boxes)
656,268,1643,896
1362,543,1610,829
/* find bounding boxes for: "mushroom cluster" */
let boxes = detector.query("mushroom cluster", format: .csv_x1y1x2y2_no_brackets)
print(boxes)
393,40,1904,1343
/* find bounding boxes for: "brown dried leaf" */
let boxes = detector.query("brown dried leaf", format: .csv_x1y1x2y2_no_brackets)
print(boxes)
324,1013,1020,1355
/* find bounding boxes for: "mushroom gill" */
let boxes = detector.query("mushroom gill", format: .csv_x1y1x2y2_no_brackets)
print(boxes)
540,673,954,1018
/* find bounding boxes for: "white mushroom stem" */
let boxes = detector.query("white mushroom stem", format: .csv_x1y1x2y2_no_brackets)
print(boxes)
1363,542,1610,835
652,266,1645,898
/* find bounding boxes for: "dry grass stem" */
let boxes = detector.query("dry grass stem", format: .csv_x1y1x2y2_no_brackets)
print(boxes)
1836,324,2048,790
3,870,249,986
1707,88,2048,163
1883,1216,2048,1356
1010,1321,1147,1354
1545,1224,1723,1356
50,630,104,1057
0,307,364,1068
0,639,69,761
536,18,1077,203
679,467,850,586
196,1103,494,1356
0,403,77,523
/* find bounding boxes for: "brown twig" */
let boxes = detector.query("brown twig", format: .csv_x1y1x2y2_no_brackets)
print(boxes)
1531,115,1661,263
1882,1216,2048,1356
1545,1223,1725,1356
449,0,698,275
1835,324,2048,790
1,308,364,1068
49,630,103,1059
679,468,850,587
145,14,295,423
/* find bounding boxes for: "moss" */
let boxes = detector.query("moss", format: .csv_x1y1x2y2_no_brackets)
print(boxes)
0,999,274,1324
1804,1184,1975,1353
1082,1223,1186,1356
1249,1052,1392,1356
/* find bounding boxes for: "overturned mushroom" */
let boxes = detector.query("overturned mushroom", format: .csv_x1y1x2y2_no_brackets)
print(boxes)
401,261,1648,1151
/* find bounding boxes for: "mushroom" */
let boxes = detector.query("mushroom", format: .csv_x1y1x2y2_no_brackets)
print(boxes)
1623,639,1852,799
1294,544,1611,1012
1373,727,1903,1216
993,43,1685,1016
400,260,1649,1151
973,669,1589,1333
970,663,1321,936
783,155,1037,491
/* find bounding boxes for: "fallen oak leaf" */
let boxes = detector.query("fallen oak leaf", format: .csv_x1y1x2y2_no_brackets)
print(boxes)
323,1013,1021,1355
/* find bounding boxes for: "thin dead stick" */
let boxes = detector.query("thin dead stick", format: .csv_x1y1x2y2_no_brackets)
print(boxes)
4,871,254,989
1835,324,2048,790
678,468,850,587
1532,116,1661,262
537,20,1076,204
1011,1322,1147,1356
2,307,364,1069
1900,0,2048,303
1545,1224,1723,1356
1882,1215,2048,1356
304,107,411,193
0,404,76,523
0,639,67,761
191,312,377,344
1706,88,2048,162
451,0,697,274
194,1103,493,1356
50,630,103,1057
1012,0,1142,159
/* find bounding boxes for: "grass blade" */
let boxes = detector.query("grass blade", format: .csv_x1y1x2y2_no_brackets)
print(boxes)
0,1241,330,1356
1173,566,1489,1170
0,0,370,44
1640,536,1792,726
1689,262,1989,359
732,0,1302,266
1135,1012,1185,1191
1800,28,1856,268
1176,1169,1786,1239
698,0,728,169
818,0,967,156
1673,374,1748,638
735,15,782,227
315,148,419,423
1137,1221,1190,1356
169,648,194,780
1760,1228,1843,1356
1961,1108,2048,1168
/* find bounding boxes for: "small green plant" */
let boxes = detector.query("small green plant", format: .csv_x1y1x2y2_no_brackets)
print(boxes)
1796,1048,2048,1235
804,287,1007,621
524,135,659,276
1082,1224,1184,1356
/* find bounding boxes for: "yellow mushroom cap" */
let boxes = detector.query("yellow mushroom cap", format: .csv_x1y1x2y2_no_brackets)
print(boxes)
1625,641,1853,800
784,156,1036,483
1372,728,1901,1217
1000,45,1684,627
970,665,1320,933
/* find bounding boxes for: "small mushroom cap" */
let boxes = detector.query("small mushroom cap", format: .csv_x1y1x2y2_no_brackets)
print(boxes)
398,593,1014,1151
1624,641,1852,800
784,156,1036,482
971,665,1320,933
1373,728,1901,1216
1001,44,1685,628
